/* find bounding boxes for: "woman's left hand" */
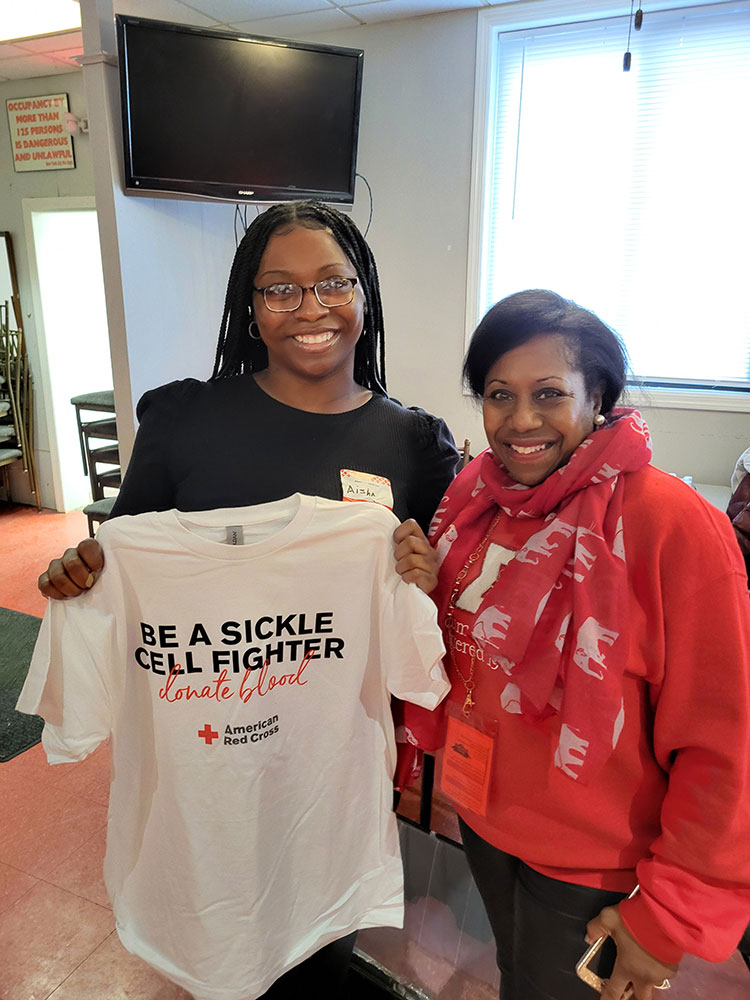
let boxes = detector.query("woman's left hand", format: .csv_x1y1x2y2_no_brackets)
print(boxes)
587,905,678,1000
393,519,439,594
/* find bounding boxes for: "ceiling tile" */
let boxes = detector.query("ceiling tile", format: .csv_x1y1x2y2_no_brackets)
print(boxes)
0,54,74,80
343,0,483,21
186,0,334,21
30,61,78,77
0,42,29,59
14,30,83,54
113,0,224,26
0,0,515,82
226,8,358,35
45,47,86,66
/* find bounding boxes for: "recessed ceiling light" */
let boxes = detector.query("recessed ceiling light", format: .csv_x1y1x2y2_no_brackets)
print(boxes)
0,0,81,44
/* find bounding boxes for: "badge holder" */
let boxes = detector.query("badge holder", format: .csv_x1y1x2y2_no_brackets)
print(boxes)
439,702,498,817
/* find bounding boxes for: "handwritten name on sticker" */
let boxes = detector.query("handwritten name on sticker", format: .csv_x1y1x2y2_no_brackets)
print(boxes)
340,469,393,509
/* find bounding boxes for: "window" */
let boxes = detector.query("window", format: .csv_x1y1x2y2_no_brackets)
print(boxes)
469,1,750,400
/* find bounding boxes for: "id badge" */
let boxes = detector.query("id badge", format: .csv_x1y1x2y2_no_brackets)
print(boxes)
340,469,394,509
439,705,496,817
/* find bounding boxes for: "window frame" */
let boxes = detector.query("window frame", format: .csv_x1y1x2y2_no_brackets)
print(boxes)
465,0,750,412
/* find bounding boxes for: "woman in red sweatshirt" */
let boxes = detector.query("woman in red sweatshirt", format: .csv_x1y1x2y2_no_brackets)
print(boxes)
403,289,750,1000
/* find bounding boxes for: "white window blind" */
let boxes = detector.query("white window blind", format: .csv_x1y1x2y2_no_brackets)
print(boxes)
481,1,750,391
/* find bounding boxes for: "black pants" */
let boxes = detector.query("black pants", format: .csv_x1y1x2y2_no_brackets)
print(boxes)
259,931,357,999
459,818,627,1000
739,923,750,971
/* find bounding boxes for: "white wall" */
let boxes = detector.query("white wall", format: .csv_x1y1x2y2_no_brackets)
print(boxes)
114,196,237,411
633,404,748,486
79,0,238,464
311,12,486,452
0,71,96,506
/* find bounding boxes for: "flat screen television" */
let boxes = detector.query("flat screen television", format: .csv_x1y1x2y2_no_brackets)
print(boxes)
115,15,364,204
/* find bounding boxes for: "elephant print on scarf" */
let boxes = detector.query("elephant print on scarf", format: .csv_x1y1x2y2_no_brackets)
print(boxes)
572,527,603,581
515,520,576,566
554,723,590,778
472,606,513,651
573,616,619,679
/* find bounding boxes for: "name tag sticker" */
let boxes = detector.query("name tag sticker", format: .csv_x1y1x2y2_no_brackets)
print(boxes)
340,469,394,510
440,715,494,816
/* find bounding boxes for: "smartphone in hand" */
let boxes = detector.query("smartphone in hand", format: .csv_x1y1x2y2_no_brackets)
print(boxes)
575,933,634,997
575,885,639,996
574,886,670,996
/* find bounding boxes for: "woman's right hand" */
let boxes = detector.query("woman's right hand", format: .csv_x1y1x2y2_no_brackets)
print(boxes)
38,539,105,600
587,905,677,1000
393,519,439,594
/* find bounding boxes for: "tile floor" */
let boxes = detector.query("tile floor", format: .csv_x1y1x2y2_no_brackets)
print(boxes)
0,503,194,999
0,502,90,618
1,502,749,999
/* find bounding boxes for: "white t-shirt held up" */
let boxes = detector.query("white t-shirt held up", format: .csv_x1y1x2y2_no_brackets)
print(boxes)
18,495,449,1000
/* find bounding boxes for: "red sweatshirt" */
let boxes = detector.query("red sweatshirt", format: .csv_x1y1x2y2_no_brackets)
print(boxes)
403,464,750,965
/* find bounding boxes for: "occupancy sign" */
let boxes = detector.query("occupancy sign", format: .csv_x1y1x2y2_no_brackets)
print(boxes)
6,93,75,172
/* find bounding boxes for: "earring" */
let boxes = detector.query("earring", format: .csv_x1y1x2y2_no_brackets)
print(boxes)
594,413,606,426
249,321,261,340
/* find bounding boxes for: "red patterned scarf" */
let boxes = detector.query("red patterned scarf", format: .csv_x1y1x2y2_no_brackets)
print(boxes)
429,408,652,783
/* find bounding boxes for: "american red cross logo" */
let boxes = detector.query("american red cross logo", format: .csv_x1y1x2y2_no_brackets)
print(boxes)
198,724,219,745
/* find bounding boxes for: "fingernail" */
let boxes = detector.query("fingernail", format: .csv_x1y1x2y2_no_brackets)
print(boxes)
84,573,94,588
584,935,593,945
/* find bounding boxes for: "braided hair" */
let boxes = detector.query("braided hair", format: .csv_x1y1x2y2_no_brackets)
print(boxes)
211,201,387,394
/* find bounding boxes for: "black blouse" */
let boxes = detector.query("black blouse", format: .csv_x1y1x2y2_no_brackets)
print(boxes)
111,375,459,533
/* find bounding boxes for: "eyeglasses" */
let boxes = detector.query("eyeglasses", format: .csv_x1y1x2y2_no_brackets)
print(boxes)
253,276,359,313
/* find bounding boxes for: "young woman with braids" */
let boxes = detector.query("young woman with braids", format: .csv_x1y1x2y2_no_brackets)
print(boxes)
37,201,459,996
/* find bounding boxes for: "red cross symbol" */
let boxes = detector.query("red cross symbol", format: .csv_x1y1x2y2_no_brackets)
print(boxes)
198,724,219,745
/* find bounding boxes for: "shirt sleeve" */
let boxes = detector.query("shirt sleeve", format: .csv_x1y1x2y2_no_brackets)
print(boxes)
406,409,459,534
378,576,449,709
389,411,456,784
109,382,192,518
16,581,120,764
618,512,750,963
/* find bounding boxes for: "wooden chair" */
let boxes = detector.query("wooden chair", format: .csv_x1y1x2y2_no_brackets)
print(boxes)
71,390,116,471
0,309,40,508
70,390,120,533
0,384,21,491
82,496,117,538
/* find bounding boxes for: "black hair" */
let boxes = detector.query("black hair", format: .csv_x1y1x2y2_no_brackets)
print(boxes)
463,289,628,414
211,201,387,393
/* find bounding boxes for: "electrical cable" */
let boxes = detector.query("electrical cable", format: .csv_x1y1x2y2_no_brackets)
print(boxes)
355,172,374,238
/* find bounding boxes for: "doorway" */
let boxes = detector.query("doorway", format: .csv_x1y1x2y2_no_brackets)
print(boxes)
23,197,112,512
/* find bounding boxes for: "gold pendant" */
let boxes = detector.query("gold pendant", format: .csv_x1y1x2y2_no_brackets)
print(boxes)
462,691,474,716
